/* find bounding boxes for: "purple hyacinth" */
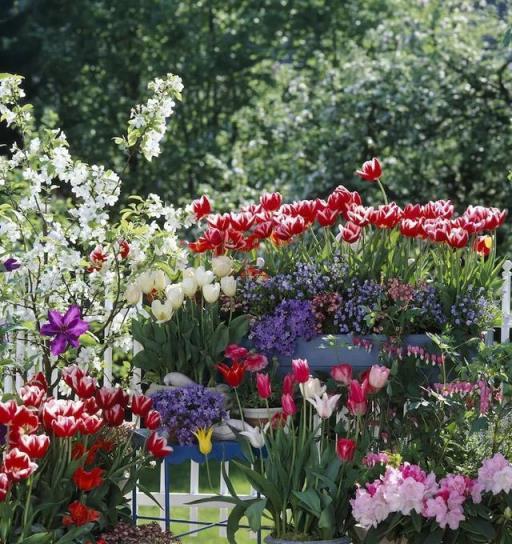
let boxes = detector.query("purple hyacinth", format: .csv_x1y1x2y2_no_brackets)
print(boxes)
150,385,226,445
249,298,316,356
40,305,89,356
2,258,20,272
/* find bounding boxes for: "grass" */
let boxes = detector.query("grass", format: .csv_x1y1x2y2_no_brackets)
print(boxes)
137,460,270,544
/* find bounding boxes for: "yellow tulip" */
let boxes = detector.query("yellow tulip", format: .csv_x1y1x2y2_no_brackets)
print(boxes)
193,427,213,456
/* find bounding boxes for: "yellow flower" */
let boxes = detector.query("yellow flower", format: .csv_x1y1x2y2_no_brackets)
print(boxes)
193,427,213,456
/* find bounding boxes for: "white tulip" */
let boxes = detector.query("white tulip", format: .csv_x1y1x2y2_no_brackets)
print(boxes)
220,276,237,297
151,299,174,323
137,271,154,294
256,257,265,268
183,267,196,278
166,283,185,309
182,277,198,297
194,266,215,287
212,256,233,278
240,426,266,449
152,270,168,291
125,283,142,305
300,377,326,399
307,393,341,419
202,282,221,303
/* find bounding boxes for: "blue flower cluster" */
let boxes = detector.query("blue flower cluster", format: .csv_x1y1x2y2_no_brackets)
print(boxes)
249,299,316,356
334,280,384,335
413,285,446,330
450,286,497,332
239,261,337,316
150,385,226,445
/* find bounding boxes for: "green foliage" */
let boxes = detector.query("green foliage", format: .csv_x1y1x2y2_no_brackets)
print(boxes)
2,0,511,248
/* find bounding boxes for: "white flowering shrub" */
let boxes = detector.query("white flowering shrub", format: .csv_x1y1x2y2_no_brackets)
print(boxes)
0,73,191,385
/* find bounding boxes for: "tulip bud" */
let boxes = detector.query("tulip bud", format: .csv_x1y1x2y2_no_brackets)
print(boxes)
195,266,215,287
151,300,173,323
182,277,198,297
125,283,141,305
202,282,221,303
212,256,233,278
300,377,326,399
152,270,168,291
256,257,265,268
166,284,184,309
220,276,237,297
331,364,352,385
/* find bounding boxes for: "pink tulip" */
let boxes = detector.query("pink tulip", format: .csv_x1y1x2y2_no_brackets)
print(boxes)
281,394,297,416
331,364,352,385
256,373,272,400
368,365,390,391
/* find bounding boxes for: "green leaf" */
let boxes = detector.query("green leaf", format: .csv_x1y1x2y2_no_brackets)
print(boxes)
461,517,497,540
18,534,53,544
292,489,321,516
245,498,267,531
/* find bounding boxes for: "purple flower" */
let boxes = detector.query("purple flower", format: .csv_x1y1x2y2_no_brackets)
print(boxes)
2,258,20,272
151,385,226,445
40,305,89,356
249,299,316,356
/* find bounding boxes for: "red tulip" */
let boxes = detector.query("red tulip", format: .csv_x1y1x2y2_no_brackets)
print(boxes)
62,365,86,388
336,438,356,462
356,158,382,182
260,192,282,212
12,406,39,434
119,239,130,259
72,375,97,399
27,372,48,392
347,380,368,416
291,359,310,384
447,227,469,249
0,473,10,502
217,361,246,388
424,219,450,243
256,373,272,400
192,195,212,220
0,400,17,425
244,353,268,373
473,235,492,257
207,213,230,231
72,443,87,460
295,200,318,224
52,415,79,438
400,219,424,238
72,467,104,491
346,205,373,228
331,364,352,386
424,200,454,220
95,387,123,410
370,203,403,229
224,344,249,362
131,395,153,418
144,409,161,430
103,405,125,427
317,208,338,228
281,393,297,416
403,203,423,220
336,222,362,244
147,432,173,458
18,434,50,459
3,448,38,481
83,397,99,415
78,414,103,435
19,385,46,408
253,221,274,240
62,501,100,527
88,245,108,272
327,186,353,212
230,212,255,232
282,374,296,396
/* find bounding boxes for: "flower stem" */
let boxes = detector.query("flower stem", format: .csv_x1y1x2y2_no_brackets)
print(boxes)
377,179,388,205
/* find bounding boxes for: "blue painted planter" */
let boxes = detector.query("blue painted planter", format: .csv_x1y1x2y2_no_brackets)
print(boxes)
276,334,387,376
265,536,350,544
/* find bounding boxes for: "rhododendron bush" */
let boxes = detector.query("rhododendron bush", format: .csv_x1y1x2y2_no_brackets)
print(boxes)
0,367,171,542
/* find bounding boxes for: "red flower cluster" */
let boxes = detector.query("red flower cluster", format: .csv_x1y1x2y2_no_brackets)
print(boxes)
0,366,172,515
217,344,269,388
188,160,506,254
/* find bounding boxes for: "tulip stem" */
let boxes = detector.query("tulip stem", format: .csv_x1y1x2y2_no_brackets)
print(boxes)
204,455,213,489
377,179,388,205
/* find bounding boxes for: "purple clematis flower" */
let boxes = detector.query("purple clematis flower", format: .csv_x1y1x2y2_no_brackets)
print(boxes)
2,258,20,272
40,305,89,356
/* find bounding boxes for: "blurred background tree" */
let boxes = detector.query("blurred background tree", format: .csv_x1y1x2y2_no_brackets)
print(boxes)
1,0,511,243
